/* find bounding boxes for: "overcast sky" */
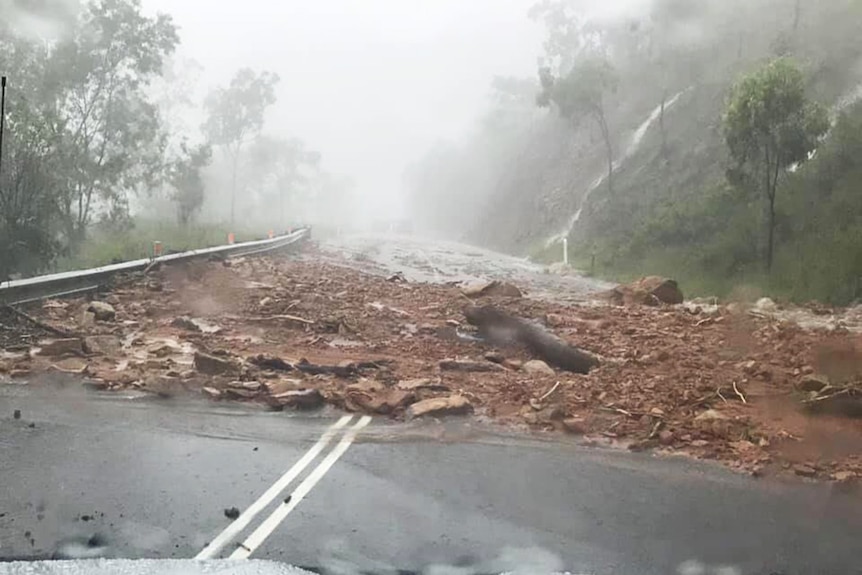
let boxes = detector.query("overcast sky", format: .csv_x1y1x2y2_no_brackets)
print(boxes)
141,0,546,219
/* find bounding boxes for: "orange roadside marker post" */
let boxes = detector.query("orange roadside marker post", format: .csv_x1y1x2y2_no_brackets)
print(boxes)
227,232,235,245
268,230,274,239
153,241,163,257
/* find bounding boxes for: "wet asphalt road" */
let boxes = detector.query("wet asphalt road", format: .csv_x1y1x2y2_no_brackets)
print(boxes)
2,377,862,575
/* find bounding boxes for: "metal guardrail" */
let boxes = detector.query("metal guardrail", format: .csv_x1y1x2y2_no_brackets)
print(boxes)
0,227,310,306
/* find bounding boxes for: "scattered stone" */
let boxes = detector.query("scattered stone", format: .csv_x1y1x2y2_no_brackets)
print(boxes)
249,354,294,372
833,471,856,482
202,387,222,399
194,352,238,375
386,271,407,283
87,301,116,321
171,316,201,332
13,409,21,420
38,338,83,357
562,417,587,435
230,381,261,392
439,359,504,372
484,352,506,364
269,388,324,410
502,359,523,371
605,277,684,306
793,464,817,478
83,335,122,356
407,395,473,419
522,359,555,376
461,280,522,298
658,430,675,445
51,358,89,375
79,310,96,326
223,507,240,520
397,378,450,392
798,374,829,393
263,379,304,395
694,409,728,422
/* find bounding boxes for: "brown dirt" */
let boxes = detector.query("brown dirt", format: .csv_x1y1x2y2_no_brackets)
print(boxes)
2,248,862,484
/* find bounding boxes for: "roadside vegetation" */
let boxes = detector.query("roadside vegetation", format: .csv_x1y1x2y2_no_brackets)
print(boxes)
0,0,351,282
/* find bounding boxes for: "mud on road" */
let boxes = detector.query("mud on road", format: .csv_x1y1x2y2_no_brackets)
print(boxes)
2,238,861,484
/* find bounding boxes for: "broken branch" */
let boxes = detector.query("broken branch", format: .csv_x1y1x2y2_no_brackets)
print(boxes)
732,381,747,404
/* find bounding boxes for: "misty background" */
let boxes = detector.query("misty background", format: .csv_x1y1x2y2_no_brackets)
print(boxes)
2,0,862,306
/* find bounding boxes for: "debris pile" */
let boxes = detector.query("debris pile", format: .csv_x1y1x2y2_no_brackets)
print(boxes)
1,250,861,482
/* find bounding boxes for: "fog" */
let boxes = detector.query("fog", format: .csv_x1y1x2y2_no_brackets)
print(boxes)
142,0,547,222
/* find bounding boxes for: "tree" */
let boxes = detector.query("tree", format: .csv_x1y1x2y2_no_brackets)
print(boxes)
170,142,211,225
537,54,618,192
724,58,828,270
245,135,319,226
202,68,279,224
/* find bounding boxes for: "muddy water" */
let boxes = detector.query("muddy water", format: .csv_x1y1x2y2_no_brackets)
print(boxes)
321,234,612,303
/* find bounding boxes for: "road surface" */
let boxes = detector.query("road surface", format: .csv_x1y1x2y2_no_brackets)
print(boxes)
2,376,861,575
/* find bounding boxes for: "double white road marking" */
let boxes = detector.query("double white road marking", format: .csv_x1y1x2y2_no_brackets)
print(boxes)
196,414,371,560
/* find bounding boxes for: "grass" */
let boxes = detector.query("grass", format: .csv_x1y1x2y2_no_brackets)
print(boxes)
54,220,262,272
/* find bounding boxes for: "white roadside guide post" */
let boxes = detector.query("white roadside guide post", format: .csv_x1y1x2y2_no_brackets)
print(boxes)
562,237,568,266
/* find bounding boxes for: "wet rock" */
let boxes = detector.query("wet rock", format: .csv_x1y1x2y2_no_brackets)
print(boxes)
606,277,683,306
83,335,122,356
397,378,450,392
38,338,83,357
461,280,522,298
407,395,473,419
798,375,829,393
793,464,817,478
249,354,294,372
202,387,222,399
51,358,89,375
694,409,728,422
224,507,240,520
658,430,675,445
170,316,201,332
269,388,324,410
347,381,416,414
263,379,304,395
484,352,506,364
87,301,116,321
439,359,504,373
79,310,96,327
562,417,587,435
194,352,239,375
502,359,523,371
224,388,258,400
230,381,261,392
13,409,21,420
522,360,555,376
833,471,856,482
143,375,179,397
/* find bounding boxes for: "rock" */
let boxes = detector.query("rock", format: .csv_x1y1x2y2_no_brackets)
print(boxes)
461,280,522,298
545,313,566,327
833,471,856,482
439,359,504,373
562,417,588,435
202,387,222,399
258,297,273,307
13,409,21,420
83,335,122,356
484,352,506,364
606,277,684,306
194,352,239,375
694,409,728,422
38,338,83,357
143,375,179,397
407,395,473,419
171,316,201,332
249,354,294,372
347,381,416,414
502,359,523,371
793,464,817,478
224,388,258,399
755,297,778,313
230,381,261,392
269,388,324,410
224,507,240,520
522,359,555,376
263,379,304,395
79,310,96,326
397,378,450,392
87,301,116,321
51,358,89,375
798,375,829,393
658,430,675,445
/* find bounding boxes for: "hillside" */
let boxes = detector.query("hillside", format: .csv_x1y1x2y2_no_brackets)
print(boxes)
405,0,862,304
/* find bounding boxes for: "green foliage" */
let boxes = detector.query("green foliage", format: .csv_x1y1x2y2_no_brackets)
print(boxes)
723,58,829,270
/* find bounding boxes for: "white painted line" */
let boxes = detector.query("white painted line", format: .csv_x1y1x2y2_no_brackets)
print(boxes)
229,415,372,559
195,415,354,560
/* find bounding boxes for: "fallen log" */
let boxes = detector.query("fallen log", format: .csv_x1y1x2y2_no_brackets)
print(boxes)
463,304,599,374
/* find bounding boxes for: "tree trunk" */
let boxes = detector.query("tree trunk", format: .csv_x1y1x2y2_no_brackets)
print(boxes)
230,150,239,226
766,190,776,271
793,0,801,33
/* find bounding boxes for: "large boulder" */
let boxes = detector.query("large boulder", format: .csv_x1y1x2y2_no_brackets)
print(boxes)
38,338,83,357
87,301,116,321
194,352,239,375
605,276,684,306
